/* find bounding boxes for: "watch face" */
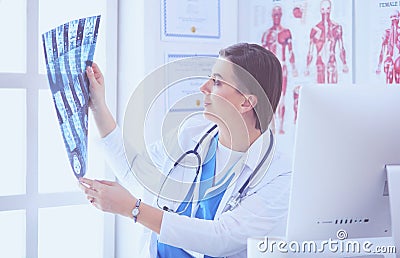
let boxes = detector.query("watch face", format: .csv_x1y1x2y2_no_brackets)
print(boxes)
132,208,139,216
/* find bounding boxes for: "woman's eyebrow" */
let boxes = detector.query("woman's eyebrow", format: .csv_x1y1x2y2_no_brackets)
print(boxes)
211,73,224,79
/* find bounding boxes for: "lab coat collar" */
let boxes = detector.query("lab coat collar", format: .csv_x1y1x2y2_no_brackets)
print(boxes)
243,129,273,172
187,125,275,217
192,126,273,172
191,123,219,145
190,126,275,189
214,129,275,218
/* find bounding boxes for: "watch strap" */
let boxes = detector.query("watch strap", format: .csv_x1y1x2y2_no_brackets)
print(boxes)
132,198,141,223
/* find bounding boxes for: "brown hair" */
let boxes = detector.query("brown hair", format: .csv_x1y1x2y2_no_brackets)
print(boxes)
219,43,282,131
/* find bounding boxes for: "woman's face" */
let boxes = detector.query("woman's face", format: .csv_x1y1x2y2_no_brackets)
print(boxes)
200,58,246,126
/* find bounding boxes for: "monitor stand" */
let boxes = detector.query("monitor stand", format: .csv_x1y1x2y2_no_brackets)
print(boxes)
386,165,400,258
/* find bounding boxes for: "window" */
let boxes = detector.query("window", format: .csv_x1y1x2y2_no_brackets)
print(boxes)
0,1,117,257
0,0,26,73
0,89,26,196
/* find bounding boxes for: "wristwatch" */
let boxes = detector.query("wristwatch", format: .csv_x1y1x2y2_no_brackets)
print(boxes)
132,198,141,223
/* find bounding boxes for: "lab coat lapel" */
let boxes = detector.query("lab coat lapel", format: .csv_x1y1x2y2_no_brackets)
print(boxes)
214,156,247,219
214,130,276,218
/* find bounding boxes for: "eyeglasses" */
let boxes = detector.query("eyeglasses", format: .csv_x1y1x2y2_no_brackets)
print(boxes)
208,75,244,95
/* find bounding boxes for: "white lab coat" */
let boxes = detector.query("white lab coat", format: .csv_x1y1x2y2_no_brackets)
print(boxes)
101,116,291,258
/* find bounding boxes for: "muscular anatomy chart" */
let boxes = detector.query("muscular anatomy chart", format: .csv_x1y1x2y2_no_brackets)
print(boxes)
248,0,352,161
304,0,349,84
42,15,101,178
261,5,298,134
376,10,400,84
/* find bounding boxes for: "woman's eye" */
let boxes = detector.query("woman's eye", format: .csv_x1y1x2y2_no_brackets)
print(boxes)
213,78,221,86
208,75,222,86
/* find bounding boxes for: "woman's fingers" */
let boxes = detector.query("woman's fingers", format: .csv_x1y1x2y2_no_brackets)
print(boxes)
79,177,101,198
86,62,106,111
79,183,97,198
91,62,100,73
78,177,134,216
86,66,97,86
97,179,115,186
89,62,104,84
79,177,94,188
87,196,95,203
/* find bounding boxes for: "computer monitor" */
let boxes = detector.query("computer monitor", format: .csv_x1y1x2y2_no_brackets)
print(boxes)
286,85,400,245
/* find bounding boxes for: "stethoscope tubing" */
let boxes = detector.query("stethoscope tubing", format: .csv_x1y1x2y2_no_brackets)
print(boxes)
157,124,274,214
157,124,217,213
221,131,274,213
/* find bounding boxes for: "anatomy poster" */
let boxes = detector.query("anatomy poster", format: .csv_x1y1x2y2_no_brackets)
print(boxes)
247,0,353,160
363,1,400,85
42,15,101,178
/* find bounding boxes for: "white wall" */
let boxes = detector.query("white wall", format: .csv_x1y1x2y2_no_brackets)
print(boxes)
115,0,145,257
142,0,239,145
116,0,238,257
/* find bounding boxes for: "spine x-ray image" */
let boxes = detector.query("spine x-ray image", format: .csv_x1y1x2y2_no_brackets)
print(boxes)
42,15,101,178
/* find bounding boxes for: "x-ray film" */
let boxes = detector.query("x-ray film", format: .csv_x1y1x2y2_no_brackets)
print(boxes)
42,15,101,178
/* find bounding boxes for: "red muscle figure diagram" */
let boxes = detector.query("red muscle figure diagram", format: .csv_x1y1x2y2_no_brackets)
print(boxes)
304,0,349,84
261,5,298,134
376,10,400,84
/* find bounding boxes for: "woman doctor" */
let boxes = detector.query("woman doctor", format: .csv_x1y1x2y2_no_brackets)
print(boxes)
79,43,291,257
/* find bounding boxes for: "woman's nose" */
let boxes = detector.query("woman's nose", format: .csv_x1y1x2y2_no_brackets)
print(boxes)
200,78,212,94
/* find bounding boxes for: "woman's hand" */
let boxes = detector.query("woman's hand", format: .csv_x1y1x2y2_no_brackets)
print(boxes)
85,63,116,137
79,177,136,218
86,63,106,113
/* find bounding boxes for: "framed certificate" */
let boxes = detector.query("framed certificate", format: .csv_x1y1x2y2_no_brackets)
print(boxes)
161,0,221,40
165,53,218,112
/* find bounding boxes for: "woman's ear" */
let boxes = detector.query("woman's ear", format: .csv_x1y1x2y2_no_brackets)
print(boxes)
241,94,258,113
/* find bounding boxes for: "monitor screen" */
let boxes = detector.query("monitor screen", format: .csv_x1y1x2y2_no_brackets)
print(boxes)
286,85,400,242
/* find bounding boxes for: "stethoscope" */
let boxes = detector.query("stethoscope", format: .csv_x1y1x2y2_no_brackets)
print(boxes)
157,124,274,214
221,129,273,213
